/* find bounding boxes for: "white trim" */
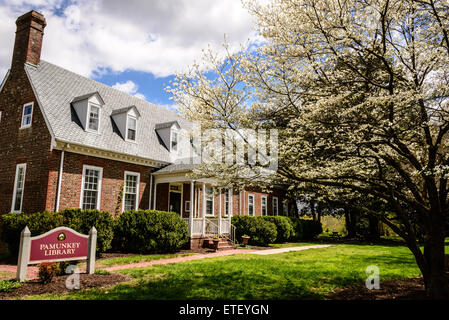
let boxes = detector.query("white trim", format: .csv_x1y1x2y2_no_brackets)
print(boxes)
55,149,65,212
185,200,191,212
80,165,103,210
86,102,101,133
20,102,34,129
205,186,215,217
122,171,141,212
170,128,178,152
248,193,255,216
125,114,137,142
223,188,230,217
11,163,27,213
261,195,267,216
273,196,279,216
0,69,10,95
24,67,56,149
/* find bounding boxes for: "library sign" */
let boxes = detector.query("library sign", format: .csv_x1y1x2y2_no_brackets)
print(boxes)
16,226,97,281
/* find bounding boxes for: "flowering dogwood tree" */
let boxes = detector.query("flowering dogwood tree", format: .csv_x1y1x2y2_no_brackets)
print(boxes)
169,0,449,298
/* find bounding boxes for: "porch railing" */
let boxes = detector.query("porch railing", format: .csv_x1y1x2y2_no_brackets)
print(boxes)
183,217,236,245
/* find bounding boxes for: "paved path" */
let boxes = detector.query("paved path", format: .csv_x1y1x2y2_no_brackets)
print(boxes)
249,244,334,255
0,244,334,278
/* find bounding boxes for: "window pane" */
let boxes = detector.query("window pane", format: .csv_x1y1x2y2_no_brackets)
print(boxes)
124,174,138,211
249,195,254,216
127,129,136,141
82,168,100,209
13,166,25,212
171,131,178,151
88,106,99,131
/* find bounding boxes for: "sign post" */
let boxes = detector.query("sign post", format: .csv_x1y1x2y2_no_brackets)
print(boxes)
16,226,97,282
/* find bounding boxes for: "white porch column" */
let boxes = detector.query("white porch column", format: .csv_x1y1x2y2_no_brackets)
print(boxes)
218,188,222,235
153,183,158,210
202,182,206,236
229,188,233,225
190,180,194,236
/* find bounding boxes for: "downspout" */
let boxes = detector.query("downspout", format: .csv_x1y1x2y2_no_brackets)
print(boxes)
55,144,66,212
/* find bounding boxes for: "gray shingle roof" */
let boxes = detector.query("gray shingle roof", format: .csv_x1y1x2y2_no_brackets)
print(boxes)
155,121,179,130
25,61,193,164
154,163,199,174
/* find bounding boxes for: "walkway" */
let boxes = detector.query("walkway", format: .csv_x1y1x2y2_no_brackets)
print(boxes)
0,244,334,279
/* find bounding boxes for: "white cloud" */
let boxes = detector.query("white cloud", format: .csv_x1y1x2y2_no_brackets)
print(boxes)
0,0,260,80
112,80,146,100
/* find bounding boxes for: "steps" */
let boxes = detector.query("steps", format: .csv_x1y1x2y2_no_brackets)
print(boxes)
202,236,235,251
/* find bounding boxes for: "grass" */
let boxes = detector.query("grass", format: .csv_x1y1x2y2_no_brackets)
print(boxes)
96,253,197,268
25,243,430,300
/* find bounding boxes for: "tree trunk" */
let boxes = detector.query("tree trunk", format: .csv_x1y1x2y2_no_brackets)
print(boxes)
367,215,380,241
344,208,357,238
310,200,316,221
423,232,449,299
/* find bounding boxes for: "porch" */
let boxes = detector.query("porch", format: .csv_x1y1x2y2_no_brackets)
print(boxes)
151,172,236,246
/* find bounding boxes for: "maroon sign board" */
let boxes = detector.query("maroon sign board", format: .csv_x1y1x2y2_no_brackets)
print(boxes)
16,226,97,281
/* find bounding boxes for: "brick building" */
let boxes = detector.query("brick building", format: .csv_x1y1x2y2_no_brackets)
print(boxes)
0,11,291,246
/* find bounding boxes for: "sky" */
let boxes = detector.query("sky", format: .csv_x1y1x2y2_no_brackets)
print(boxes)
0,0,262,109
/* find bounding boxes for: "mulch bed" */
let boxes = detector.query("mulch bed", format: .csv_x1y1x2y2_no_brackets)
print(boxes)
0,273,130,300
331,277,432,300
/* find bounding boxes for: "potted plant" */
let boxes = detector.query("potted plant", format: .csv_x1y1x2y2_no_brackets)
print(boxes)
212,235,220,251
241,235,250,246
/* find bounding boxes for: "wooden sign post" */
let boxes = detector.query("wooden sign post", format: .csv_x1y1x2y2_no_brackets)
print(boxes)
16,226,97,282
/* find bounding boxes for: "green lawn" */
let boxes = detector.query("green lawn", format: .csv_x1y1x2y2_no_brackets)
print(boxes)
96,253,197,268
25,243,428,300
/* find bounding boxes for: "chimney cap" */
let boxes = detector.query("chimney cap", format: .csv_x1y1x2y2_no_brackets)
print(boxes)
16,10,46,27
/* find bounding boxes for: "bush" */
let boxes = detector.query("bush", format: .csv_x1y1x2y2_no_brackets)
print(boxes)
60,209,114,254
1,209,114,257
231,216,277,246
1,211,63,256
38,262,58,284
289,218,323,240
0,280,20,292
260,216,294,242
113,210,189,253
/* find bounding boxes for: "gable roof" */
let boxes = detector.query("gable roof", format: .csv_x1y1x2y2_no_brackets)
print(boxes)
155,121,180,130
25,60,192,165
71,91,105,104
111,105,141,117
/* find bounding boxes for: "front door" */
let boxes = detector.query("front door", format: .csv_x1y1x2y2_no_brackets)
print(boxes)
169,192,182,215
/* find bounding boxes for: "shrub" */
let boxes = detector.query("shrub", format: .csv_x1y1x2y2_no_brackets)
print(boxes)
231,216,277,246
1,209,114,257
113,210,189,253
38,262,58,284
60,209,114,254
0,280,20,292
1,211,63,256
289,218,323,240
260,216,294,242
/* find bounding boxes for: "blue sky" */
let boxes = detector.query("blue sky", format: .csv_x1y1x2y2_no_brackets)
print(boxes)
0,0,261,108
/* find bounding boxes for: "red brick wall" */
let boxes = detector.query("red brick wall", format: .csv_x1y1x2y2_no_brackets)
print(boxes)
55,151,154,216
0,67,53,215
155,183,169,212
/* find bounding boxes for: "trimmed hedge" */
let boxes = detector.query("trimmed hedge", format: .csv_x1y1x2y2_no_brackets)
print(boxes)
260,216,294,242
112,210,189,253
0,209,114,256
231,216,277,246
289,217,323,240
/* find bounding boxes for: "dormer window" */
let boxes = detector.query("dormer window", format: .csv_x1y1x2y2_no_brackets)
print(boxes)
88,104,100,131
127,115,137,141
21,102,34,128
171,130,178,151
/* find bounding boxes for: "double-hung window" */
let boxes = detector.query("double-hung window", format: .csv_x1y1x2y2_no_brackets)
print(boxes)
11,163,26,212
88,104,100,131
81,165,103,210
273,196,279,216
127,116,137,141
205,187,214,216
171,130,178,151
248,194,255,216
123,171,140,211
21,102,33,128
261,196,267,216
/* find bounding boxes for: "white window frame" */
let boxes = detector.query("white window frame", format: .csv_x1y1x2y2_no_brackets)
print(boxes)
86,103,101,133
248,194,255,216
126,115,137,142
170,129,178,152
283,200,289,216
224,189,230,217
273,196,279,216
122,171,140,212
205,187,214,216
20,102,34,129
11,163,27,213
261,196,267,216
185,200,191,212
80,165,103,210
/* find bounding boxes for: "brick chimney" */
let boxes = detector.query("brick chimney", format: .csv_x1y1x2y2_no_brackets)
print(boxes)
11,11,46,72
